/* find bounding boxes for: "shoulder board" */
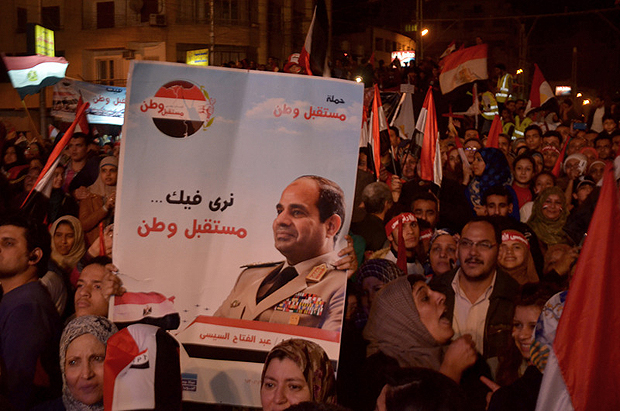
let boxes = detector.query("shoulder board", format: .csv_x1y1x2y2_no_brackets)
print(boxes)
240,261,283,269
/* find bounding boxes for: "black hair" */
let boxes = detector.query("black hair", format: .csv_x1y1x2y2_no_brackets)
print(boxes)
0,213,51,277
295,176,345,236
70,132,92,145
481,185,514,206
524,124,543,137
410,191,439,210
463,216,502,245
87,255,113,268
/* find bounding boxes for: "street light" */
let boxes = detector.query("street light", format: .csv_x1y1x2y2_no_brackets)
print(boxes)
421,28,429,36
576,92,582,98
516,68,523,75
583,99,590,105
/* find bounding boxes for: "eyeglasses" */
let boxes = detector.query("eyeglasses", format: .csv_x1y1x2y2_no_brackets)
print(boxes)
464,147,478,152
459,238,496,251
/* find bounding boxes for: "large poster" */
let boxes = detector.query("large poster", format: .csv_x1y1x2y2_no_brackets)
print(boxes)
113,61,362,406
51,77,125,125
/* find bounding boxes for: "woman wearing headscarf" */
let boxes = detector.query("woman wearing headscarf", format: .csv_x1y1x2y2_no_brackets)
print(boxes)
50,216,87,285
261,339,336,411
33,315,117,411
465,148,519,219
424,229,457,279
527,186,571,250
498,229,539,285
79,157,117,246
361,275,477,410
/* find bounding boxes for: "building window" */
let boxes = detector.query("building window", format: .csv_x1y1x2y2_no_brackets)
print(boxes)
214,0,249,25
96,59,115,85
141,0,160,23
375,37,383,52
17,7,27,33
97,2,115,29
41,6,61,30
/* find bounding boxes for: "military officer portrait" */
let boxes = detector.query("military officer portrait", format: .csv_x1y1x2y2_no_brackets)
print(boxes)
214,175,349,331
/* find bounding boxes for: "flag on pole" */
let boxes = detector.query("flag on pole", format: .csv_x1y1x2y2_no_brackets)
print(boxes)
439,41,457,60
1,54,68,100
390,89,415,139
360,106,369,147
551,135,570,177
552,163,620,410
525,64,554,114
454,83,481,117
486,115,502,149
75,96,90,134
299,0,330,77
370,85,387,180
417,87,442,185
21,102,89,208
439,44,488,95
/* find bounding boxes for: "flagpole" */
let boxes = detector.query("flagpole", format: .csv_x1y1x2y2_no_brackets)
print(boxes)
21,99,42,142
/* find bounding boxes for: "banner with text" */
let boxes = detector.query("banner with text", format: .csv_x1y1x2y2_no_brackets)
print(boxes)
112,61,362,406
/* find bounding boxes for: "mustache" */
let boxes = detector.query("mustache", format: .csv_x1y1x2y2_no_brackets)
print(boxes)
464,257,483,264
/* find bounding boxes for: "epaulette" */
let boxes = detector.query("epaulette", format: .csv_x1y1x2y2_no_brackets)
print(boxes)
240,261,283,269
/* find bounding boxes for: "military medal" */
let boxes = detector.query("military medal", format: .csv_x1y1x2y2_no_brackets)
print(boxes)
230,300,240,308
306,263,328,282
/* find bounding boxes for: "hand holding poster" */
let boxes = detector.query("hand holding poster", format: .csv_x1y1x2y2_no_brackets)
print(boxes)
112,61,362,407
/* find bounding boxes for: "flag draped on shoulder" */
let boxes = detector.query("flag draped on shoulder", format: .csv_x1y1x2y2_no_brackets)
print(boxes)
439,44,488,95
21,102,89,208
299,0,330,77
525,64,554,114
552,163,620,411
2,54,68,100
417,88,442,185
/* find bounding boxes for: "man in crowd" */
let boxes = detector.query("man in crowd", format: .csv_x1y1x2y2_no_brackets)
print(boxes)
430,217,519,366
371,209,423,275
215,175,348,331
0,214,62,409
63,133,100,199
411,192,439,230
524,125,543,152
351,182,392,253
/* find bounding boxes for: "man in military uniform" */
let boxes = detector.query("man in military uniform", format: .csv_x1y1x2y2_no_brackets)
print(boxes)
214,175,347,331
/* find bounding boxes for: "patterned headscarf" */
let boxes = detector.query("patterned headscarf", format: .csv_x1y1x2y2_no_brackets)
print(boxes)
60,316,118,411
527,186,570,246
356,259,404,287
364,275,444,370
467,147,513,206
262,339,336,404
50,216,86,271
499,229,539,285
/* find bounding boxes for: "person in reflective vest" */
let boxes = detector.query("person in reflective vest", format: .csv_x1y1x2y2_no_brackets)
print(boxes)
494,64,513,106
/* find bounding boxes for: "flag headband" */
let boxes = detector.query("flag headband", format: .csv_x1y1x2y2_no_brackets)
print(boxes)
501,230,529,248
385,213,416,237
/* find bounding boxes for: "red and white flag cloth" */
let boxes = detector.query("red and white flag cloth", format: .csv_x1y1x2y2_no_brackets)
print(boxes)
359,106,369,147
525,64,554,115
75,96,90,134
439,44,488,95
1,54,68,100
390,85,415,139
551,163,620,411
485,115,502,149
416,87,442,185
21,102,89,208
439,41,457,60
551,134,570,178
370,85,388,179
299,0,330,77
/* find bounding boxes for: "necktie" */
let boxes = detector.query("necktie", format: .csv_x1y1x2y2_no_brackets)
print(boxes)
256,266,298,303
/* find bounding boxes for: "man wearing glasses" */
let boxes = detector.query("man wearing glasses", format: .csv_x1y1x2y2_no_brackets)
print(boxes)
430,216,519,369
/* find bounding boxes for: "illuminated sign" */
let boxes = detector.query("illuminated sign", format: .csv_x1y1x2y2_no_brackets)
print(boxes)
186,49,209,66
391,51,415,66
35,25,55,57
555,86,571,96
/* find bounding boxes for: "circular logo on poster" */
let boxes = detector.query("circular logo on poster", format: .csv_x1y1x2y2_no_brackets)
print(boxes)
141,80,215,138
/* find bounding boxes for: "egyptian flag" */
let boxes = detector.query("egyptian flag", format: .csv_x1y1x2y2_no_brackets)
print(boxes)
104,324,182,410
2,54,68,100
485,115,502,148
551,135,570,177
416,87,442,186
299,0,330,77
21,102,89,210
439,44,488,94
439,41,457,60
75,96,90,134
390,88,415,139
110,292,181,331
550,164,620,410
370,85,388,180
360,105,369,147
525,64,554,115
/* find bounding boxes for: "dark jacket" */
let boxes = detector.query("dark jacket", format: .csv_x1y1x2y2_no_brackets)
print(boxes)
429,267,519,360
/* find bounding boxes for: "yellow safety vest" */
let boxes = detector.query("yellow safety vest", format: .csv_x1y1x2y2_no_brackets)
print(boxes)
513,116,532,139
482,91,499,120
496,73,513,103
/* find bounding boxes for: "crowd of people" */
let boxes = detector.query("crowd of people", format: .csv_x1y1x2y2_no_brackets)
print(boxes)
0,55,619,410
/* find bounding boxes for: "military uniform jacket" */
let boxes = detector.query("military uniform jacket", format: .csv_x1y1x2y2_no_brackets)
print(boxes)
213,252,347,332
